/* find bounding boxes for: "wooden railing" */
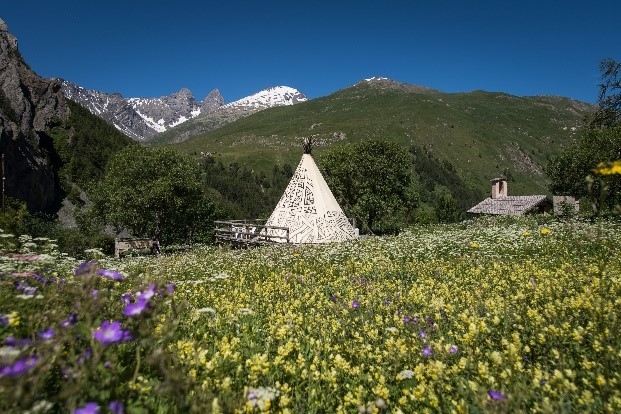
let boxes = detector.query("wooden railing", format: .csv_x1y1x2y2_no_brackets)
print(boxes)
214,219,290,247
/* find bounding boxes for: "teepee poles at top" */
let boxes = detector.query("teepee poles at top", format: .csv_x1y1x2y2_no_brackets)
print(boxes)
303,137,314,155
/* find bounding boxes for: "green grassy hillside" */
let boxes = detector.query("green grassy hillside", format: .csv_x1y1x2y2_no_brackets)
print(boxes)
163,79,594,197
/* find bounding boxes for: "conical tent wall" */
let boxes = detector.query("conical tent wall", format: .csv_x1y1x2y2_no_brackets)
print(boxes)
263,153,357,244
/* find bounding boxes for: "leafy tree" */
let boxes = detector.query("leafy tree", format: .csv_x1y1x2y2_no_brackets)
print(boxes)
547,127,621,195
588,58,621,129
320,138,417,234
547,59,621,214
91,146,217,245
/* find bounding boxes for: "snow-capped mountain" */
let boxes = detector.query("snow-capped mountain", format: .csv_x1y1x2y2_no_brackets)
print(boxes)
222,86,307,110
60,82,307,141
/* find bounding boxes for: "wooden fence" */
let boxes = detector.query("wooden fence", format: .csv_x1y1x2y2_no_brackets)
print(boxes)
214,220,290,247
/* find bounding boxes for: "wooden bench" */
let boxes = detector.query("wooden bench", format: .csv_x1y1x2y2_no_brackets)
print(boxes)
114,238,157,258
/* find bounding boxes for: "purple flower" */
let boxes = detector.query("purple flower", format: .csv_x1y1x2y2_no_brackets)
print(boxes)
165,283,175,295
351,300,360,309
108,401,124,414
137,284,156,301
123,299,149,317
73,402,100,414
97,269,123,281
61,312,78,328
403,316,411,323
91,289,99,298
330,294,339,302
418,330,427,339
422,346,432,357
4,336,32,347
78,348,93,365
93,321,132,345
75,261,98,276
22,286,38,295
120,293,132,305
488,390,506,401
39,328,55,340
0,355,38,377
449,345,459,354
0,314,8,326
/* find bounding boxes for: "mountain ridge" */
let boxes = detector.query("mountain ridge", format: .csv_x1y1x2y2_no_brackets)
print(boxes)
168,79,595,199
61,81,308,141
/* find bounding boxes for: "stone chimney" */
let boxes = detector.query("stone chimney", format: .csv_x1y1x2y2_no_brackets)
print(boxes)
491,178,507,199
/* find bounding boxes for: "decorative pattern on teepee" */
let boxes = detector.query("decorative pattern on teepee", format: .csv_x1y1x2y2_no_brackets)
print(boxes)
263,149,357,244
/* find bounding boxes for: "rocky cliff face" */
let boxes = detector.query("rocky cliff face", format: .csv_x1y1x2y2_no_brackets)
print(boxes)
0,19,68,213
62,80,225,141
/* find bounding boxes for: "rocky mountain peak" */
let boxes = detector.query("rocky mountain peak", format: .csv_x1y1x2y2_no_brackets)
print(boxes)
0,19,69,212
201,88,225,114
170,87,194,101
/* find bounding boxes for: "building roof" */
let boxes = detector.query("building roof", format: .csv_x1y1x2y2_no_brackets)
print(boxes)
467,195,551,216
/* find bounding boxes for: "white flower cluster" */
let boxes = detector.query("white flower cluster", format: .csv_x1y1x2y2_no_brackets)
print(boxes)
246,386,280,410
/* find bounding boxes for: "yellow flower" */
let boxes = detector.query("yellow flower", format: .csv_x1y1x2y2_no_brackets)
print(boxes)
8,311,19,327
540,227,551,236
593,160,621,175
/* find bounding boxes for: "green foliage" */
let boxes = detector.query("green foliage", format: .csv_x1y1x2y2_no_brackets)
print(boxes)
546,126,621,215
588,58,621,129
91,146,218,245
0,199,33,237
48,99,136,189
409,145,485,223
0,197,115,258
201,157,292,219
547,59,621,216
321,138,417,234
547,127,621,192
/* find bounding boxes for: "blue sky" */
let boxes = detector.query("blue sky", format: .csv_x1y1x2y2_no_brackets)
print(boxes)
2,1,619,104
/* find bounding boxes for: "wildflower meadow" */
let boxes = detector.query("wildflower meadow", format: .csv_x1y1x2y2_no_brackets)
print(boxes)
1,216,620,413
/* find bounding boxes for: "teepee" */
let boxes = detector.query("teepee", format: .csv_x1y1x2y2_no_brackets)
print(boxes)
263,138,357,244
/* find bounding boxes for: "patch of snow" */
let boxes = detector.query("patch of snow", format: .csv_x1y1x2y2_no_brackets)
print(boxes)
169,116,188,128
364,76,389,82
223,86,306,109
134,109,167,133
